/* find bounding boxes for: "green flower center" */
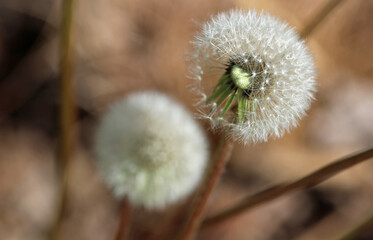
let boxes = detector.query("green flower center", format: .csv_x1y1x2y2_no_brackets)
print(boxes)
206,57,272,123
231,65,252,89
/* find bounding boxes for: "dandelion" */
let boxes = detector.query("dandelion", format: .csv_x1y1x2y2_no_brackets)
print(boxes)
190,10,316,144
95,91,209,209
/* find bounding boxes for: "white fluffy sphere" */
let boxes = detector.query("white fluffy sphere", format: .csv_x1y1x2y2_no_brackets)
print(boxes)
190,10,316,144
95,92,209,209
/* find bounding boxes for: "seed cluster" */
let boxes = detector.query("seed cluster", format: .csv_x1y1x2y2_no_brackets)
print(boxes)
191,10,316,144
95,92,209,209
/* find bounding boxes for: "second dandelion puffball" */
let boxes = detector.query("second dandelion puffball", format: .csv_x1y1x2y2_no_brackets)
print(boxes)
191,10,316,144
95,92,209,209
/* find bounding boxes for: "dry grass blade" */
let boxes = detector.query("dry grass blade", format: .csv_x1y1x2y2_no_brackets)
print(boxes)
202,147,373,227
49,0,76,239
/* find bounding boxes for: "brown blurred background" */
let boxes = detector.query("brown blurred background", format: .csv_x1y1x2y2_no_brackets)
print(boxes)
0,0,372,239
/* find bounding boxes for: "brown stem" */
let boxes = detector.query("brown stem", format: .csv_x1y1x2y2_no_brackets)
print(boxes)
175,136,234,240
300,0,346,39
146,201,188,240
340,212,373,240
49,0,76,239
202,147,373,227
114,199,133,240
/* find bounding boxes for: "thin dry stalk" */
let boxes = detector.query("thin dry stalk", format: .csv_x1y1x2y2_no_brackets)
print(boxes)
49,0,76,239
202,147,373,227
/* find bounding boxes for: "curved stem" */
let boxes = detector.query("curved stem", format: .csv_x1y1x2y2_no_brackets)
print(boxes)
176,136,234,240
202,147,373,227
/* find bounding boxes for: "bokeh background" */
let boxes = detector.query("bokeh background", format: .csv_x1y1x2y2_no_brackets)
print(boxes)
0,0,373,239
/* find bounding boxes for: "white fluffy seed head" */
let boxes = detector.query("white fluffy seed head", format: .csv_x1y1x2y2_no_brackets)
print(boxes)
95,91,209,209
190,10,316,144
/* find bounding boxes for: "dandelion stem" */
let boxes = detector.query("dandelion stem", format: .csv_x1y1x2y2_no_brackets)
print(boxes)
300,0,346,38
49,0,75,239
114,199,132,240
146,203,187,240
176,136,234,240
339,212,373,240
202,147,373,227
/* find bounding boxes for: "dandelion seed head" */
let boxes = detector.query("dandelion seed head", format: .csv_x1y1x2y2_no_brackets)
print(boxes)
190,10,316,144
95,92,209,209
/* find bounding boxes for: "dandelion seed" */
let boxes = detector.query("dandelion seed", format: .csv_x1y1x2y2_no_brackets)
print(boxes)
190,10,316,144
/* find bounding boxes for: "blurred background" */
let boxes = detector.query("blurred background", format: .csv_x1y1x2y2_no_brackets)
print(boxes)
0,0,372,239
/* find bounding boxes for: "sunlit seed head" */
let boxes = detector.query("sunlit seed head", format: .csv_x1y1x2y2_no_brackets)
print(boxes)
190,10,316,144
